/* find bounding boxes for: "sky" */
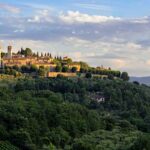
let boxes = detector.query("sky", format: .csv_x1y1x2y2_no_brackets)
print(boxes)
0,0,150,76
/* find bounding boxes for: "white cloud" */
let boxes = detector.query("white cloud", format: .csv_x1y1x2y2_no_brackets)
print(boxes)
112,59,126,69
59,11,121,24
131,16,149,24
14,29,24,33
38,9,49,16
126,42,142,49
146,60,150,65
0,3,20,13
27,16,40,23
27,9,53,23
1,8,150,76
74,3,111,11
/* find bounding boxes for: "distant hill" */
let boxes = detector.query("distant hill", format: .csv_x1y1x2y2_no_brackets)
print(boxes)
130,76,150,85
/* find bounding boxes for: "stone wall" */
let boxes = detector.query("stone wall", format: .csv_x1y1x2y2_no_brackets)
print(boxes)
48,72,77,77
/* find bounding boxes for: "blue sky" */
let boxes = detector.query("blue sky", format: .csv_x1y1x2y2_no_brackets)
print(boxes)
2,0,150,17
0,0,150,76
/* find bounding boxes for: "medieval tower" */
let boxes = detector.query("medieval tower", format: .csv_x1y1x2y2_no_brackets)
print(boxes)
7,45,12,58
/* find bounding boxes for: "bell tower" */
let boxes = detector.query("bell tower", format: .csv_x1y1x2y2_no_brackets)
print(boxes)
6,41,13,59
7,45,12,58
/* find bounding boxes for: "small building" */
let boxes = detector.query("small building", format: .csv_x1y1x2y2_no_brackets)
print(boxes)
95,96,105,103
88,92,106,103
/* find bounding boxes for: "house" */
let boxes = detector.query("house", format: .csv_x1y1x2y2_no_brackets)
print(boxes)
89,92,106,103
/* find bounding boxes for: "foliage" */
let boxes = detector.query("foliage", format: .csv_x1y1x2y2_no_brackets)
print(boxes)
0,78,150,149
24,48,32,57
121,72,129,81
55,65,62,72
62,66,69,72
108,74,114,80
72,129,140,150
18,48,33,57
71,67,77,73
38,67,47,77
85,72,92,78
0,141,19,150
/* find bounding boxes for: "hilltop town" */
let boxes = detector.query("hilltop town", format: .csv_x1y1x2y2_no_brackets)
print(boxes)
0,45,126,79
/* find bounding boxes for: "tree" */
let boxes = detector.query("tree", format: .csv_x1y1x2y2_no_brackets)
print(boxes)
21,65,30,73
11,129,35,150
80,68,84,73
64,58,72,64
1,75,150,149
71,67,77,73
121,72,129,81
1,52,6,58
108,74,114,80
85,72,92,78
62,66,69,72
49,53,52,58
41,53,44,57
130,134,150,150
80,68,88,73
79,62,89,70
55,65,62,72
37,52,39,57
73,140,93,150
38,67,46,76
24,48,32,57
133,81,140,85
20,48,25,55
12,65,20,71
30,65,38,72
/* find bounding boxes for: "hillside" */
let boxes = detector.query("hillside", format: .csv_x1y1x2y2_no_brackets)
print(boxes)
0,78,150,150
1,46,127,80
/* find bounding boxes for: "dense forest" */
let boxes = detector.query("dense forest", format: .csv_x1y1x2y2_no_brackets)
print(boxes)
0,77,150,150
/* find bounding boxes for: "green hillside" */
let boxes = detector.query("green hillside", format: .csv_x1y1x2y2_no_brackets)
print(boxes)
0,78,150,150
0,141,19,150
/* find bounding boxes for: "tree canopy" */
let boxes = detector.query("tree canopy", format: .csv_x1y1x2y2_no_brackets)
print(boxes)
0,78,149,149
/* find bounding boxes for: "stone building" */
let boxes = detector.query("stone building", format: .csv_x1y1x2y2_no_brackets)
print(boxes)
2,46,56,70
